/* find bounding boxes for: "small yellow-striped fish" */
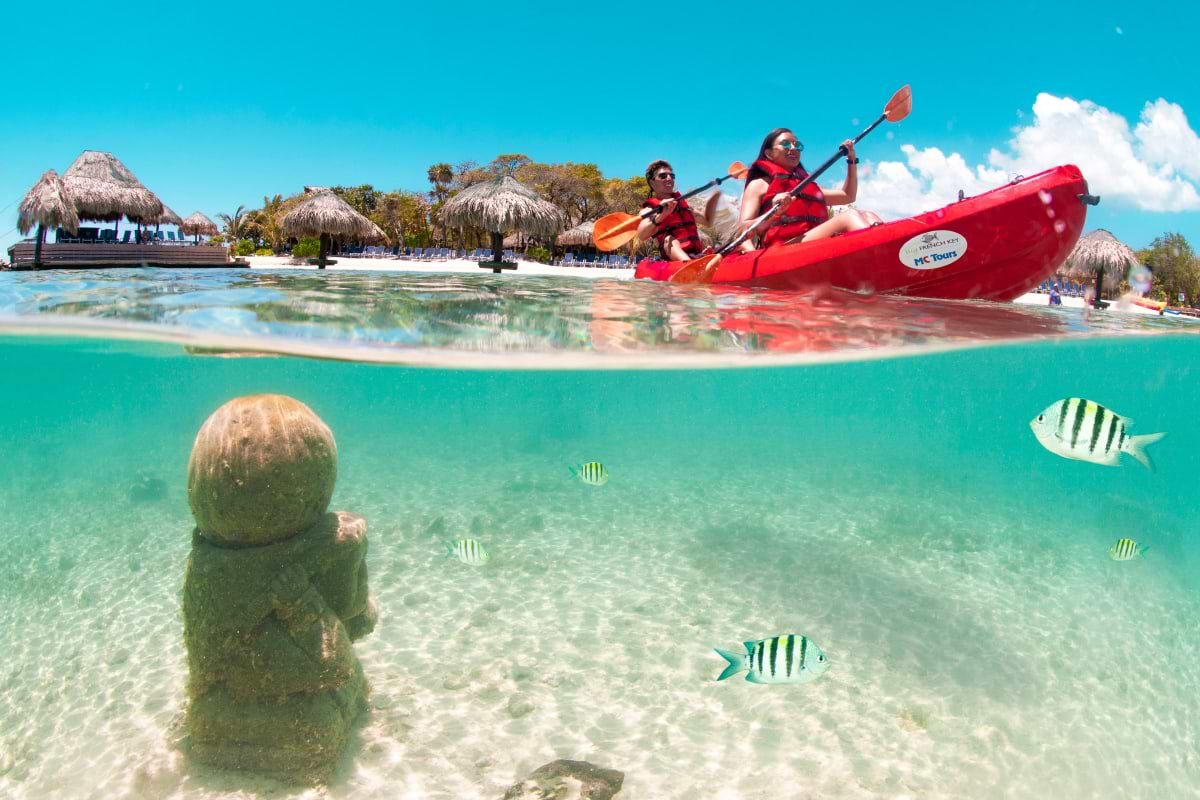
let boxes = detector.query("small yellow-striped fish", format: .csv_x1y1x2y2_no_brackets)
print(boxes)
714,634,830,685
447,538,490,566
1029,398,1165,469
1109,538,1149,561
570,461,609,486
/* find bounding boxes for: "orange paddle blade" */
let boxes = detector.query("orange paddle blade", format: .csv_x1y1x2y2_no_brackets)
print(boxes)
728,161,750,179
668,254,719,284
593,212,643,251
697,255,723,284
884,84,912,122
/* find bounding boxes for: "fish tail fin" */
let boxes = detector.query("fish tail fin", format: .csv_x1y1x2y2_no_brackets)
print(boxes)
1140,544,1151,558
445,541,455,557
1126,432,1166,471
714,648,745,681
567,465,577,478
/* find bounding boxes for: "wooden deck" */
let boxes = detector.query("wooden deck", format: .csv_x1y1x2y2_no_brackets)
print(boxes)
4,241,236,270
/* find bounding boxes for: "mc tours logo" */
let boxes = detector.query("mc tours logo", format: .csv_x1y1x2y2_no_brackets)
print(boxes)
899,230,968,270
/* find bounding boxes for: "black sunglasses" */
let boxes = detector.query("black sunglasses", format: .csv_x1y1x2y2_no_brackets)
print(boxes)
655,172,675,180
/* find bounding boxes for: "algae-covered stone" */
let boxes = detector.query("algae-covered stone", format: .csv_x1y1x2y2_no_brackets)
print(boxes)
501,760,625,800
183,511,377,785
182,396,375,786
187,394,337,546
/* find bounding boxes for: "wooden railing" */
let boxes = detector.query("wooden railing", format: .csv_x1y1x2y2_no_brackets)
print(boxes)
5,241,235,270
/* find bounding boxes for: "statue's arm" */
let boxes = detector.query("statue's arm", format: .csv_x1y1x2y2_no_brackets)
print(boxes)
269,563,355,673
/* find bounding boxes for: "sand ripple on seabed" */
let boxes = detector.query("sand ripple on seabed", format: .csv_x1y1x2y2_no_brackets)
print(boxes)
1,460,1199,799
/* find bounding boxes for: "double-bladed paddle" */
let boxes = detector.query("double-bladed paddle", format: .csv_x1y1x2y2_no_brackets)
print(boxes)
669,85,913,285
592,161,750,252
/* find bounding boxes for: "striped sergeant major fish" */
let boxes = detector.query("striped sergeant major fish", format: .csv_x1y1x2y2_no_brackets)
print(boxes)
447,538,490,566
570,462,609,486
714,634,830,685
1109,537,1149,561
1029,398,1166,470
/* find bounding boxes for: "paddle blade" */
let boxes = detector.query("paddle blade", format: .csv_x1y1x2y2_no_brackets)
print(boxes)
668,254,719,284
884,84,912,122
728,161,750,179
698,255,723,284
593,212,643,251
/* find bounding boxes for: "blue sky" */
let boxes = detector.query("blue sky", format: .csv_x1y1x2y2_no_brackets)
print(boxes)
3,0,1196,254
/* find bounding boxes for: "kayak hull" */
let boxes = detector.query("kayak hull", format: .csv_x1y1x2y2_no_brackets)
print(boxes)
634,165,1090,302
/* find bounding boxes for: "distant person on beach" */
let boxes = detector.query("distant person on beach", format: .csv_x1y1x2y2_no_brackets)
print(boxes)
1049,284,1062,306
637,160,718,262
736,128,882,253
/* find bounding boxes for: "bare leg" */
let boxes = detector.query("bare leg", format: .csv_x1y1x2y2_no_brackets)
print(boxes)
796,209,877,243
663,236,692,262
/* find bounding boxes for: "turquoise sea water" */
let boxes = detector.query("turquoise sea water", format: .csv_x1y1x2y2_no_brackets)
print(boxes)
0,269,1198,799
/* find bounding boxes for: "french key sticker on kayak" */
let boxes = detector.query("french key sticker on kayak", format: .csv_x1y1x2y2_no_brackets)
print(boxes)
899,230,968,270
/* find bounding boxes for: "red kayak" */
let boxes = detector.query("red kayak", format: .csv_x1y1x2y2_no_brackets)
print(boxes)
634,164,1091,302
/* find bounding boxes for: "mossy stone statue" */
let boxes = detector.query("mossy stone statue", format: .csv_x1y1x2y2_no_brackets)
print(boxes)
187,394,337,545
182,394,376,786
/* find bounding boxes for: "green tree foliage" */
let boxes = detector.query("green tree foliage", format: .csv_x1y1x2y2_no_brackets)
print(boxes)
292,237,321,258
247,155,658,256
372,191,432,248
260,194,285,252
217,205,247,241
332,185,380,217
1138,232,1200,305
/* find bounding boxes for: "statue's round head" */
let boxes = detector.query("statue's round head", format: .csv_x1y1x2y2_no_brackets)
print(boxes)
187,394,337,546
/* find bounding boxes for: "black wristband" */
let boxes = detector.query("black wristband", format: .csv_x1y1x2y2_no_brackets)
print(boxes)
848,158,860,165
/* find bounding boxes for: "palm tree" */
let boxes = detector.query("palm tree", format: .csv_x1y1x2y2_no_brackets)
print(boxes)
260,195,284,253
427,164,454,245
217,205,247,242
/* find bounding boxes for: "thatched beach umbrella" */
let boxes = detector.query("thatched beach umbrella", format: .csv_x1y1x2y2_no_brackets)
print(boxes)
1063,229,1139,308
557,220,595,248
153,204,183,226
181,212,219,243
441,175,564,271
150,204,183,241
18,169,79,268
61,150,164,242
281,191,384,269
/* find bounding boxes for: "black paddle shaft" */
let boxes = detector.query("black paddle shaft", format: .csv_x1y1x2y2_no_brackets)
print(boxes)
719,112,888,255
644,170,743,221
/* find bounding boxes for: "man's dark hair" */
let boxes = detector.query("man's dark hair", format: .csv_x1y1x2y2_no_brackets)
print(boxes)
645,160,673,193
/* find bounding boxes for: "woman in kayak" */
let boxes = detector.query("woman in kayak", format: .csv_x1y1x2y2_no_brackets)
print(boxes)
736,128,882,251
637,159,719,261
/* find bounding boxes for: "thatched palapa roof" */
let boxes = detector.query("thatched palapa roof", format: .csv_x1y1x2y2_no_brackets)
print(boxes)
1063,229,1138,287
281,191,384,241
557,220,595,247
441,175,564,236
181,212,219,236
152,204,183,226
18,169,80,235
61,150,164,223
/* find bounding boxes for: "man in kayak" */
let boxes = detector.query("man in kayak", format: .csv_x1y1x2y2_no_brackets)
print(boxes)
637,160,719,261
736,128,882,251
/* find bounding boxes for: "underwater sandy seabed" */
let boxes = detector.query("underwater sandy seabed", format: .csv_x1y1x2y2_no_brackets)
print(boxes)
0,334,1198,799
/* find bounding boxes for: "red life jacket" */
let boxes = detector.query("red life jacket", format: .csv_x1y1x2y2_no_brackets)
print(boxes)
642,192,704,258
749,159,828,246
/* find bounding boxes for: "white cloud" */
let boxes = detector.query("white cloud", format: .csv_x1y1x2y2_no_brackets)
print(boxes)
1134,98,1200,181
855,93,1200,219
